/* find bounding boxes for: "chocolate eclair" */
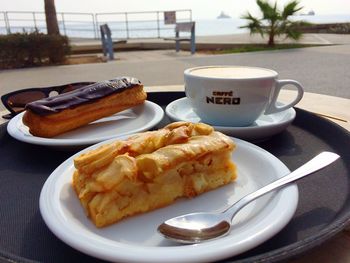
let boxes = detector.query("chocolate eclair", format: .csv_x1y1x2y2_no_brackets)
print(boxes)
23,77,147,138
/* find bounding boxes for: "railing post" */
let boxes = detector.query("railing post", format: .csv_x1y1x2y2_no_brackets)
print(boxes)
157,11,160,38
32,12,38,31
95,13,100,39
5,12,11,34
92,13,97,39
61,13,67,36
125,12,129,39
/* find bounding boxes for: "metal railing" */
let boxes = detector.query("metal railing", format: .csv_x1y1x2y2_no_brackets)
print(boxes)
0,10,192,39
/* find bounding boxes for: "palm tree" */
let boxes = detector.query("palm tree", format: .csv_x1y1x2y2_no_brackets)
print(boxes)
240,0,308,46
44,0,60,35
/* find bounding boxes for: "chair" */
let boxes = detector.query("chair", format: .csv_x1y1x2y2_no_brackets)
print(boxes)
100,24,126,60
165,22,196,54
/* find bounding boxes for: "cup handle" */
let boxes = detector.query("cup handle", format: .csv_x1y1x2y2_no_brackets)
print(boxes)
265,79,304,114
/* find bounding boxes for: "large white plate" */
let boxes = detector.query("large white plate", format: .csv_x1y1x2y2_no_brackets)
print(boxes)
39,136,298,263
7,101,164,148
166,97,296,141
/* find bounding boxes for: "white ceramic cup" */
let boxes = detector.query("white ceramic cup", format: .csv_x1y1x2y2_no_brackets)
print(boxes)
184,65,304,127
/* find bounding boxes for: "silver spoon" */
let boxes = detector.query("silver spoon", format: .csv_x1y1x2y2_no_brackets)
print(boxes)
158,151,340,244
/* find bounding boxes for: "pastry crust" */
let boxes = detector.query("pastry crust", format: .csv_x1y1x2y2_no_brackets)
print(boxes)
23,78,146,138
72,122,237,227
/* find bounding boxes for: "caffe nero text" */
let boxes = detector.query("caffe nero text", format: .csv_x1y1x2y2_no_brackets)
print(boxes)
206,91,240,105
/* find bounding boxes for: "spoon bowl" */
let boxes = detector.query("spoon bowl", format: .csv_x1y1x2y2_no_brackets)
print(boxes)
158,152,340,244
158,212,231,243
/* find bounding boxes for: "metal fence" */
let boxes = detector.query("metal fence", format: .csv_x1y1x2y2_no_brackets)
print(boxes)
0,9,192,39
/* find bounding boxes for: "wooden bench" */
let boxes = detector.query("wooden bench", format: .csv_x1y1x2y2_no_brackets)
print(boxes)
100,24,127,60
165,22,196,54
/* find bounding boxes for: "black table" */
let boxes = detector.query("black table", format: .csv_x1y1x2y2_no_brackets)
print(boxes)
0,91,349,263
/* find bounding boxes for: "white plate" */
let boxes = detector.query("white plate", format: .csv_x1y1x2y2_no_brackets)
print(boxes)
39,136,298,263
7,101,164,148
166,97,296,141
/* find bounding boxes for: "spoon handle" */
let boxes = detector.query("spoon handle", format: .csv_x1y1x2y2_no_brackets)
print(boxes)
224,151,340,221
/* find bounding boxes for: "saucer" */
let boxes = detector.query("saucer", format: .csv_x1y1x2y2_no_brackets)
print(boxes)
40,135,297,262
7,101,164,148
165,97,296,141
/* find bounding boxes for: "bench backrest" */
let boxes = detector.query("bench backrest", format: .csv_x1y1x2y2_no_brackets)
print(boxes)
100,24,113,60
175,22,195,33
100,24,111,37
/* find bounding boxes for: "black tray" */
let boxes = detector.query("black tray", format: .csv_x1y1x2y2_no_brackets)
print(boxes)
0,91,349,263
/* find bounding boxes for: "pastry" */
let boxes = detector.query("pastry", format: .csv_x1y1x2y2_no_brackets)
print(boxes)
22,77,146,138
72,122,237,227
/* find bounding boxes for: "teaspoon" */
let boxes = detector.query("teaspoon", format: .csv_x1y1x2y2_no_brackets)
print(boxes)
158,151,340,244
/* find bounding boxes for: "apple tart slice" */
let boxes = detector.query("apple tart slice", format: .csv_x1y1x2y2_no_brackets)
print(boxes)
72,122,237,227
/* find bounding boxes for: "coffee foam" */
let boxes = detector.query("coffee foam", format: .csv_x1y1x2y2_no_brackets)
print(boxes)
189,67,275,79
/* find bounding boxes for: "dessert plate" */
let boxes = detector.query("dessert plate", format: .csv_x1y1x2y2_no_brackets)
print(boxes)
7,100,164,148
166,97,296,141
39,136,298,263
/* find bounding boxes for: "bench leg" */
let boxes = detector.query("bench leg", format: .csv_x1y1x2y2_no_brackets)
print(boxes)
191,30,196,54
175,31,180,52
101,38,107,56
175,40,180,52
191,38,195,54
107,38,114,60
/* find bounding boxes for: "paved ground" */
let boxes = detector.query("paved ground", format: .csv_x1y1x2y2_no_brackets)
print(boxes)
1,33,350,111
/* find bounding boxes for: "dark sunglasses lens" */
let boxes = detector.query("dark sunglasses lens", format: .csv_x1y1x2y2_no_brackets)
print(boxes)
2,113,14,119
6,91,46,113
62,82,93,93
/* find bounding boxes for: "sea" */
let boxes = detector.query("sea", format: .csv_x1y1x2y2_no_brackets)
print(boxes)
1,14,349,39
195,14,350,36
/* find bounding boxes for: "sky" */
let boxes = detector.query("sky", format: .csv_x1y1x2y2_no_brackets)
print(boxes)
1,0,350,19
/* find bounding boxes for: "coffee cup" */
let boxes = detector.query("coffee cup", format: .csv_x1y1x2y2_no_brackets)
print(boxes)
184,65,304,127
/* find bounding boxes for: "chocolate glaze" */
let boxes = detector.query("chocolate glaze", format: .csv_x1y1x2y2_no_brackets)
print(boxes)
25,77,142,116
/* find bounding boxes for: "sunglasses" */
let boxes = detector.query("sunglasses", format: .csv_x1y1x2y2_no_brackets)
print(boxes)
1,82,95,119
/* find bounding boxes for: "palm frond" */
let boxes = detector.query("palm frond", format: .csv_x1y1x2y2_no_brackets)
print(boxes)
282,0,303,19
240,12,254,21
273,1,278,13
284,27,303,40
257,0,280,21
292,20,312,27
240,12,264,37
240,0,308,45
